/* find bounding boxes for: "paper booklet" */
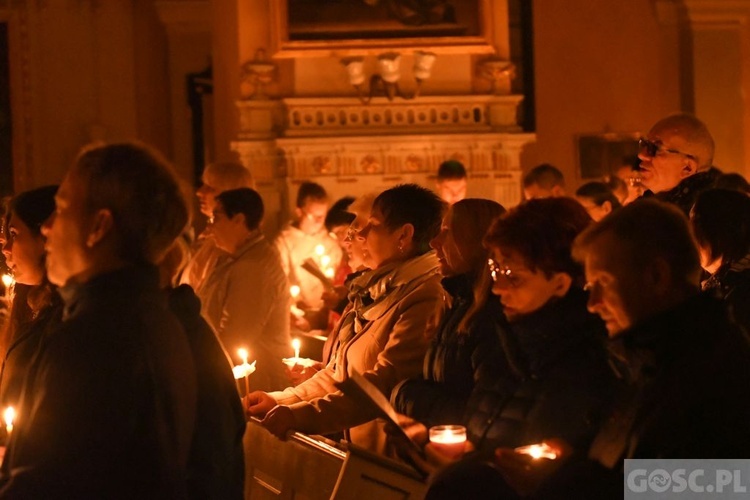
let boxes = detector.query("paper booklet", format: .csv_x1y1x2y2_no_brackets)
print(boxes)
335,370,424,454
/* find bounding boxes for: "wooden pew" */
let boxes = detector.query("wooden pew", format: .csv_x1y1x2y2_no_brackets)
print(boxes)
244,420,427,499
244,418,345,499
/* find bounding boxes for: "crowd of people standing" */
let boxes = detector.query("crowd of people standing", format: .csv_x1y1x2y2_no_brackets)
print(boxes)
0,111,748,498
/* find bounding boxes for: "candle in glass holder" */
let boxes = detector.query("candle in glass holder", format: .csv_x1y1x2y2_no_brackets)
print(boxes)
429,425,467,459
4,407,15,436
514,442,558,460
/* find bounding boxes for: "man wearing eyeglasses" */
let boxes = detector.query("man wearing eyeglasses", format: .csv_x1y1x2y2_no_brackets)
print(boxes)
638,113,721,215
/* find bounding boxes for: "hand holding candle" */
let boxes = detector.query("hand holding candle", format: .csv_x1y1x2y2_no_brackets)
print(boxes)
514,442,558,460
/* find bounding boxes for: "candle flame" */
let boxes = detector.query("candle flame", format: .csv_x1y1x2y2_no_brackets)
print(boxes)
321,255,331,268
1,274,14,288
4,406,15,430
515,443,558,460
292,338,301,359
290,285,301,299
314,244,325,256
238,348,249,365
324,267,335,278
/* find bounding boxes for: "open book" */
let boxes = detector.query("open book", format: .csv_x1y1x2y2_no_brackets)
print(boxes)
335,370,424,455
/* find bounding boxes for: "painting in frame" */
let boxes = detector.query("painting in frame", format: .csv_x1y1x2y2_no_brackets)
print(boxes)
577,133,640,180
270,0,496,58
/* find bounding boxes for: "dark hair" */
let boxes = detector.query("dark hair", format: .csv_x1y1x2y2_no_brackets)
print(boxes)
325,196,356,231
72,142,189,265
691,189,750,264
373,184,446,255
216,188,264,231
296,181,328,208
523,163,565,189
8,185,58,235
714,173,750,194
437,160,467,181
574,199,701,290
485,198,591,284
575,182,622,210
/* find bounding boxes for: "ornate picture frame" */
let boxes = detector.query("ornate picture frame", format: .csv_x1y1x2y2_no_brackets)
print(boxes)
270,0,496,58
577,132,640,180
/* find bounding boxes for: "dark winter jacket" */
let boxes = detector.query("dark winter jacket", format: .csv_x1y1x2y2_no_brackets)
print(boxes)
464,287,613,456
392,273,504,427
645,166,722,215
0,266,197,499
169,285,245,500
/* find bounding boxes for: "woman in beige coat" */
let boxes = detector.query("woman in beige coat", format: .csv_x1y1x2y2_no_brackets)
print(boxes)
247,184,446,455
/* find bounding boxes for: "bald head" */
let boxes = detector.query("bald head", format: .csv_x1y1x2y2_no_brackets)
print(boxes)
650,114,715,169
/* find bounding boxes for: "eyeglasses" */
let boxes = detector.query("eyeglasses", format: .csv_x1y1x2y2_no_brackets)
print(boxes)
344,227,360,242
488,258,521,287
638,138,697,161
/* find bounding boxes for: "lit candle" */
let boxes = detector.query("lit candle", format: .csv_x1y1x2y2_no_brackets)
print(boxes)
428,425,467,460
514,443,558,460
320,255,331,268
1,275,13,289
324,267,335,279
4,407,15,436
315,244,325,256
292,338,301,360
290,285,301,299
237,348,251,395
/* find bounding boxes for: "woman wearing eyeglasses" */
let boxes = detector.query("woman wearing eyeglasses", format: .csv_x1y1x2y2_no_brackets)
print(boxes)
390,198,505,427
246,184,446,455
400,199,615,496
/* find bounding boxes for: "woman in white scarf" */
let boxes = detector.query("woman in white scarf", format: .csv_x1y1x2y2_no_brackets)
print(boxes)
247,184,446,455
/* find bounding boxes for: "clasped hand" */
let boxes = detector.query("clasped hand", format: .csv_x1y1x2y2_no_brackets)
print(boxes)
245,390,297,440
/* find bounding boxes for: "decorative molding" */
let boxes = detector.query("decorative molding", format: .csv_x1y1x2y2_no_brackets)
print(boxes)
236,95,524,139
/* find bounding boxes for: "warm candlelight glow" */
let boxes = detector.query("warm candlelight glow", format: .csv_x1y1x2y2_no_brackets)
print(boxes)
292,338,301,359
4,407,15,435
515,443,558,460
314,244,325,256
429,425,467,459
1,274,14,288
324,267,335,279
238,348,249,365
290,285,301,299
320,255,331,268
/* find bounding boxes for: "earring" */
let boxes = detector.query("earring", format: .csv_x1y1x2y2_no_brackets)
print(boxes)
398,242,404,253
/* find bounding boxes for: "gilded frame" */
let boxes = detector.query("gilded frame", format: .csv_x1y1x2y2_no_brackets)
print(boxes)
270,0,496,58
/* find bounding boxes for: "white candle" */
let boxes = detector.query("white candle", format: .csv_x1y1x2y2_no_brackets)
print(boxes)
237,348,251,395
292,338,301,360
429,425,467,459
4,407,15,436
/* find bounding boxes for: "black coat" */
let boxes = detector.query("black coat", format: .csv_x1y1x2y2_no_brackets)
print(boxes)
645,166,722,215
392,274,504,428
535,293,750,499
0,285,63,410
464,287,614,456
168,285,245,500
0,266,197,499
702,259,750,336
